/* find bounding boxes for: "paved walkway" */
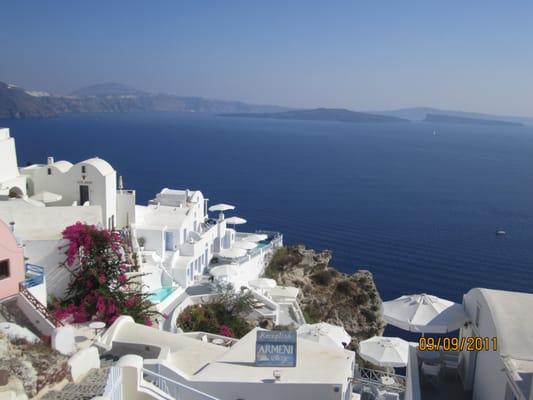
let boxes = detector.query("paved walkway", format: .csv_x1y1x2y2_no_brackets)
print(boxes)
40,359,114,400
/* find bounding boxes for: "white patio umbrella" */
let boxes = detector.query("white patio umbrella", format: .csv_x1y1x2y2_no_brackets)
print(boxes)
233,241,257,250
208,203,235,212
210,265,240,278
359,336,409,368
297,322,352,349
244,233,268,242
225,216,247,225
30,190,63,203
218,248,247,259
382,294,467,334
208,203,235,220
248,278,277,290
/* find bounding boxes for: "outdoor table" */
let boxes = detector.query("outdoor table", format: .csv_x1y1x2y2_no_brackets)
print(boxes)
380,376,395,386
89,321,106,338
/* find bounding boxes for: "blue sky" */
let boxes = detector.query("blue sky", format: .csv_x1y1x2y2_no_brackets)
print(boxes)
1,0,532,115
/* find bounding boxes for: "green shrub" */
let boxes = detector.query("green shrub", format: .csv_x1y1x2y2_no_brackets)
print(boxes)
310,270,334,286
177,285,254,338
335,280,354,296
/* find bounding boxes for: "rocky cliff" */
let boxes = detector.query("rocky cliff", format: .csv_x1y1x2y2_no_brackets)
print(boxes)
265,245,385,346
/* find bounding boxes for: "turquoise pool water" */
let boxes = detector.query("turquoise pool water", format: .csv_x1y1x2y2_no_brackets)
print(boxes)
257,240,271,249
149,287,176,302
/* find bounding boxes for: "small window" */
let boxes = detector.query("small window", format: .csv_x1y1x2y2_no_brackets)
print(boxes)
475,305,481,327
47,168,52,175
81,165,86,173
0,259,10,280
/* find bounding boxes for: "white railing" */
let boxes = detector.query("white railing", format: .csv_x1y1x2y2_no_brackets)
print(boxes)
142,368,220,400
352,367,406,395
103,366,123,400
288,299,306,325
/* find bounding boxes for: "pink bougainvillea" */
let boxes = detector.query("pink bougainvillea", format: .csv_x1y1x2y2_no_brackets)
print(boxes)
52,223,158,327
218,325,234,338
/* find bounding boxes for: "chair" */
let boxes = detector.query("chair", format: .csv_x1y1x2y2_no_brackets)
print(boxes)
381,392,400,400
422,362,441,386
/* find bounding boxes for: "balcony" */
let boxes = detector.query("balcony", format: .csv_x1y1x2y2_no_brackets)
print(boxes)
352,367,407,399
22,263,44,288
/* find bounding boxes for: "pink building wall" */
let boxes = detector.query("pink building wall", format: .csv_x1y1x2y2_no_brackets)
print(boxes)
0,220,25,300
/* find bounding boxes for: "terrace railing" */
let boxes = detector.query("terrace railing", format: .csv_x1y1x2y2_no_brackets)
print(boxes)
352,367,406,395
142,368,220,400
19,266,64,328
103,366,123,400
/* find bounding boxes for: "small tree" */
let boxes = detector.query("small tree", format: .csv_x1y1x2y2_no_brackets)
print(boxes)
53,222,159,326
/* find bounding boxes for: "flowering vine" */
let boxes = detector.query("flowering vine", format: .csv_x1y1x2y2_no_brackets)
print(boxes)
52,222,159,326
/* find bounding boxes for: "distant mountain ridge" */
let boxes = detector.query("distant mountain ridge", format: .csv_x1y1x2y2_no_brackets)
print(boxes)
0,81,289,119
221,108,408,123
424,113,522,127
70,82,147,97
376,107,533,126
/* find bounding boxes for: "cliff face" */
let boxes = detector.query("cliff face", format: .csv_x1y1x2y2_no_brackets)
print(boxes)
265,245,385,345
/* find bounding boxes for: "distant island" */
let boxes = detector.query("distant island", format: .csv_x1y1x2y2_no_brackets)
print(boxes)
0,81,288,119
424,113,523,127
221,108,408,124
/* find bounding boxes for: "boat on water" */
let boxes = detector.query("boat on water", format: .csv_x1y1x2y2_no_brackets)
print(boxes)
496,230,507,236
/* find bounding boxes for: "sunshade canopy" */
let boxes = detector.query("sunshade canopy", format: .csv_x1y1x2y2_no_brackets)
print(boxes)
218,248,247,259
210,265,240,277
208,203,235,212
297,322,351,349
225,216,247,225
359,336,409,367
382,294,467,333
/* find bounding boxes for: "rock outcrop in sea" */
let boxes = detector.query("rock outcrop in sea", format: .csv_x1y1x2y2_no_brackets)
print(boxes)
265,245,385,347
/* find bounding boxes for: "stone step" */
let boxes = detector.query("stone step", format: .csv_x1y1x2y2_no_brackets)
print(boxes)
40,367,110,400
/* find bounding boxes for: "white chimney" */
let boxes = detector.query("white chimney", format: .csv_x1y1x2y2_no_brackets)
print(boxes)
47,156,54,165
118,175,124,190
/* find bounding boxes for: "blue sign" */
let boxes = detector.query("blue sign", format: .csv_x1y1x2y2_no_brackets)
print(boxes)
255,330,297,367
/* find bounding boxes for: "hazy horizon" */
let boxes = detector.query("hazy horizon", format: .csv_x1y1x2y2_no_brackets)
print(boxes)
1,1,532,117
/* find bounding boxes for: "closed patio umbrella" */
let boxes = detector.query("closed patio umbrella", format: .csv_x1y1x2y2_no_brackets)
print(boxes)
359,336,409,367
382,294,467,334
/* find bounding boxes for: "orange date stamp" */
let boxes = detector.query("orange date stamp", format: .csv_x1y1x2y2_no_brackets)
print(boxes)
419,337,497,352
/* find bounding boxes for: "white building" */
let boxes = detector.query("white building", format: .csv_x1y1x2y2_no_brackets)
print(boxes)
460,288,533,400
0,198,102,299
0,127,27,198
20,156,119,229
134,189,215,290
0,127,135,300
99,316,356,400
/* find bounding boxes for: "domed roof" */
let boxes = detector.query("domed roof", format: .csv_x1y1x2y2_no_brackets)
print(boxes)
80,157,115,176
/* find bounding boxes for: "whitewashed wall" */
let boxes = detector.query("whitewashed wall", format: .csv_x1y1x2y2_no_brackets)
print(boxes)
23,239,71,300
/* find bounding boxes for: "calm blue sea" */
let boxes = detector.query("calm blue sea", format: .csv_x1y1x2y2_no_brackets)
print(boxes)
3,112,533,305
